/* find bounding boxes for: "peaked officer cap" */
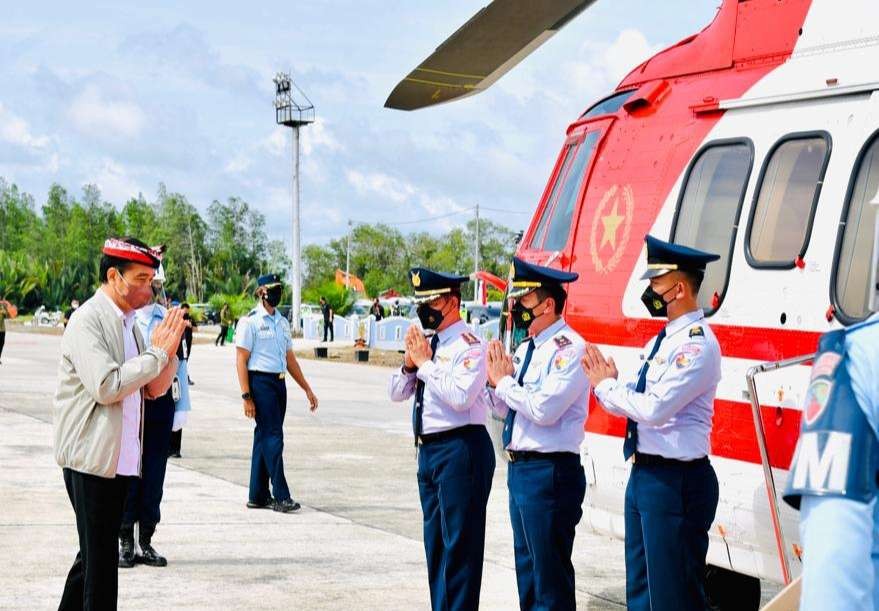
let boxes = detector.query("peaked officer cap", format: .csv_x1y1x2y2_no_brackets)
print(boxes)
257,273,283,287
409,267,468,303
640,235,720,280
508,256,579,298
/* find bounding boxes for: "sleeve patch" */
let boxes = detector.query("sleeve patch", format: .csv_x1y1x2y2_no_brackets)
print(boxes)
461,332,481,346
553,347,578,370
688,326,704,338
553,334,572,348
674,344,702,368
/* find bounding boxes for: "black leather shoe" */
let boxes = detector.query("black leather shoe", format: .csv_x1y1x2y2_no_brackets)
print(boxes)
137,542,168,567
119,528,136,569
246,498,274,509
272,499,301,513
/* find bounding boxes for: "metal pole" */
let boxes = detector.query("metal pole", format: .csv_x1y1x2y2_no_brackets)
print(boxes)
745,352,814,586
474,203,480,302
291,126,302,333
346,219,352,289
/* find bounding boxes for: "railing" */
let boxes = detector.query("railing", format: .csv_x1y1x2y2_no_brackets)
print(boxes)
744,352,814,586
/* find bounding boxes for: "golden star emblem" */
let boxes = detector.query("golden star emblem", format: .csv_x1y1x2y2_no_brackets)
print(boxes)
599,200,624,250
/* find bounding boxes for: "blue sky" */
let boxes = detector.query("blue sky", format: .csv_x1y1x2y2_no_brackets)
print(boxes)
0,1,719,249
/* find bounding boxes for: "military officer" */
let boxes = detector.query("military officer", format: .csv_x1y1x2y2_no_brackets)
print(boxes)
388,267,496,611
485,257,589,611
782,212,879,610
582,235,722,611
235,273,318,513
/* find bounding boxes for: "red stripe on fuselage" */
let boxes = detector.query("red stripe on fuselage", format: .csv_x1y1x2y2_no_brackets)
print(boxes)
586,395,801,470
573,317,820,362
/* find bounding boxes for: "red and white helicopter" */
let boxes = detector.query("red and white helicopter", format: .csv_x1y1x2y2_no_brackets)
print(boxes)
387,0,879,607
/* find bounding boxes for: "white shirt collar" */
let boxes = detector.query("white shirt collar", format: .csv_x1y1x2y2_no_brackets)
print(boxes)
437,319,468,344
532,317,567,348
665,308,705,338
256,301,279,320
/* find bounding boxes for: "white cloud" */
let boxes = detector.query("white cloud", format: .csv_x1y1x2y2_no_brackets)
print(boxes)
91,158,143,204
69,86,146,139
301,118,342,156
0,103,50,149
602,28,661,83
346,169,416,204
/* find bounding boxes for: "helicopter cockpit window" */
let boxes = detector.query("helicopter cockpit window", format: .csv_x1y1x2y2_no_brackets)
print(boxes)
672,140,754,314
530,131,601,251
581,90,635,119
746,133,830,268
832,131,879,323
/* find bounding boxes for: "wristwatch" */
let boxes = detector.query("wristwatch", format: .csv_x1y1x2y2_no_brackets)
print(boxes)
241,392,252,401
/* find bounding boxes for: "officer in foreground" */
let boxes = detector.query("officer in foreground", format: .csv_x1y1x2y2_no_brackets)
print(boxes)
235,274,318,513
782,210,879,610
387,268,495,611
485,257,588,611
582,235,722,611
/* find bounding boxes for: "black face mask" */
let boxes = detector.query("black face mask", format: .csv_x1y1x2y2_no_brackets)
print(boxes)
417,302,444,330
640,284,677,318
264,286,283,308
511,299,544,330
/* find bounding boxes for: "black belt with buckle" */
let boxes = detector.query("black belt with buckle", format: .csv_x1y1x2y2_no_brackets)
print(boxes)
249,370,286,380
418,424,481,445
633,452,708,467
506,450,577,463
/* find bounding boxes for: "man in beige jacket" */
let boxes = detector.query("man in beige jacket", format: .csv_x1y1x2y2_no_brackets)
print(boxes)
54,237,185,611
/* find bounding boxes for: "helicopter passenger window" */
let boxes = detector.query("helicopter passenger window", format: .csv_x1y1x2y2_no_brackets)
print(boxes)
672,140,754,314
580,90,635,119
746,133,830,268
833,132,879,323
531,131,601,252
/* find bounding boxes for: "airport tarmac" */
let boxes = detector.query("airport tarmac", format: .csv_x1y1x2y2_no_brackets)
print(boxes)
0,330,773,609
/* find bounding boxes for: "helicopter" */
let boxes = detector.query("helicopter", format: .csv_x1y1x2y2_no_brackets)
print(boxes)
386,0,879,607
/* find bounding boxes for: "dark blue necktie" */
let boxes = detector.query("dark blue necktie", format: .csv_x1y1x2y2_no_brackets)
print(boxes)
623,327,667,460
502,338,535,449
412,334,440,446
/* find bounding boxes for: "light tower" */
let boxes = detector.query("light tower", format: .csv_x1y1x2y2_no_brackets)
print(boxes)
273,71,314,333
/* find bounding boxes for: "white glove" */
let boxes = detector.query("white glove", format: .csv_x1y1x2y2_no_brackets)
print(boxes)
172,410,188,432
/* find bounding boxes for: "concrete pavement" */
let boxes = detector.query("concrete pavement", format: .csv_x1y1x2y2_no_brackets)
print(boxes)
0,331,627,609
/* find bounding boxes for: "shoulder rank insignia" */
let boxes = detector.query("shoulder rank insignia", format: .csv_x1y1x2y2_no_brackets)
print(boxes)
247,310,257,317
461,332,480,346
554,334,572,348
689,326,704,338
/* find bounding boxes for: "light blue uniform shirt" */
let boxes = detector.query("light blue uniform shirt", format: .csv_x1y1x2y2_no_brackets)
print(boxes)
488,318,589,454
387,320,489,434
135,303,166,346
235,303,293,374
799,313,879,611
594,309,721,461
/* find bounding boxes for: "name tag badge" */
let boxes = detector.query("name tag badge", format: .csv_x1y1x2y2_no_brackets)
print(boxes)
258,325,275,340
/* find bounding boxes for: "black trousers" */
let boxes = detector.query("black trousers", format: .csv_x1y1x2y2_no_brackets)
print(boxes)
59,468,131,611
123,393,174,529
322,319,333,342
216,325,229,346
168,429,182,456
0,330,5,359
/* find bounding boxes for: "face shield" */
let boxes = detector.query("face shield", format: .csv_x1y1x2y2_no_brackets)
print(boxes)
870,195,879,313
151,263,168,305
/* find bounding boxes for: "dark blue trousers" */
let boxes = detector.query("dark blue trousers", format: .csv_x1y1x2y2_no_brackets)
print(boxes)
508,453,586,611
249,372,291,503
122,392,174,529
624,459,719,611
417,425,495,611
